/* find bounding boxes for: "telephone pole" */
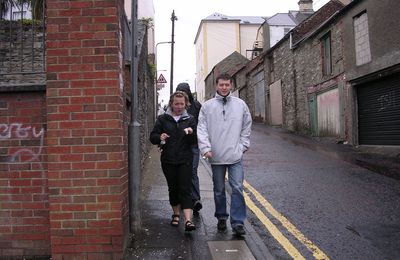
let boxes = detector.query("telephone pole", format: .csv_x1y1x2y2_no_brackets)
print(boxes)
170,10,177,94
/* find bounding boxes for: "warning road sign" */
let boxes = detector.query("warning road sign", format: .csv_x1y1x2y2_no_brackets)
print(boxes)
157,74,167,84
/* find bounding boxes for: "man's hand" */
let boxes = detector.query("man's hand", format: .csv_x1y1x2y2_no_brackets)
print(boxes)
203,151,212,159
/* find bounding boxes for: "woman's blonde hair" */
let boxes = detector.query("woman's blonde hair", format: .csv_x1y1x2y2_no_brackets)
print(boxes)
168,91,189,108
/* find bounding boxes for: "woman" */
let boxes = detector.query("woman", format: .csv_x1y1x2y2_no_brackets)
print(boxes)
149,91,197,231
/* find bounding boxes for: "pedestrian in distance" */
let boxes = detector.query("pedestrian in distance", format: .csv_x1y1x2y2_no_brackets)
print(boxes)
197,73,252,236
149,91,197,232
176,82,203,214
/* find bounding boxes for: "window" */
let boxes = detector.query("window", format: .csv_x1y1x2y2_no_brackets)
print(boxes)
353,11,371,66
321,33,332,76
269,55,274,73
284,27,291,35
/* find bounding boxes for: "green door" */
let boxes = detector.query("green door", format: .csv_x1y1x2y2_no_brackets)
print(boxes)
309,94,318,136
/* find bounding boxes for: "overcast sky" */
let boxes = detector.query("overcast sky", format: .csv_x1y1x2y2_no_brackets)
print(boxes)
153,0,330,104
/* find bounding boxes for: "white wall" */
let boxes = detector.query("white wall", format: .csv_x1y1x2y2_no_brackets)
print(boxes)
240,24,261,59
195,26,206,102
195,21,262,102
196,22,239,102
269,25,294,47
206,22,239,72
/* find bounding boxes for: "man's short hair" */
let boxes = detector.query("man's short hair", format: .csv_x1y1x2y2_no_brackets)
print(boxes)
215,73,232,84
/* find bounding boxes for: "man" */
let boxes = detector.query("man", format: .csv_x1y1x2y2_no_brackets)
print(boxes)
197,73,252,236
176,82,203,213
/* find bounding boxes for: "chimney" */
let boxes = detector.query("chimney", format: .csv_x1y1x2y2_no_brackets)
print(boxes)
337,0,351,5
298,0,313,12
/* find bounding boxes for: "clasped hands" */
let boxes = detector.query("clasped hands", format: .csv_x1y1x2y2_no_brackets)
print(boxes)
159,127,192,142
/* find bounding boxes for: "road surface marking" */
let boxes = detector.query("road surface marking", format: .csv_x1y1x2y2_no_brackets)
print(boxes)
244,191,306,260
244,180,330,260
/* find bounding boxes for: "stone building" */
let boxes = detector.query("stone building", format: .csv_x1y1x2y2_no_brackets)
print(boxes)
262,0,346,135
342,0,400,146
245,0,399,150
204,51,248,100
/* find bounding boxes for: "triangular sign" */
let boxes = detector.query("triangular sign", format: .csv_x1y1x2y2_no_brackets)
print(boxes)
157,74,167,84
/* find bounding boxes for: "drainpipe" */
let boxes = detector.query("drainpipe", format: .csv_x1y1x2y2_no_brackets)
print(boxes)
129,0,141,233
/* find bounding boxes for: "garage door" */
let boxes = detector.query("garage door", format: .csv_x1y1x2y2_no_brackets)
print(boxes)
357,74,400,145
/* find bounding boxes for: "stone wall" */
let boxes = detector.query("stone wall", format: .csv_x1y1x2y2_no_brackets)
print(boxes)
272,41,297,131
264,18,345,135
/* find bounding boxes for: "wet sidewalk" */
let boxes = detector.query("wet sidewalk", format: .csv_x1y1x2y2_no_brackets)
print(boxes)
125,145,273,260
125,124,399,259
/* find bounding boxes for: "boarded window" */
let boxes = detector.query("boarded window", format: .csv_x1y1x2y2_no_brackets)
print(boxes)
321,33,332,75
353,11,371,66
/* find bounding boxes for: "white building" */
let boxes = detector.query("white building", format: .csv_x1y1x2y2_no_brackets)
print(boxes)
258,1,314,50
194,1,315,102
194,13,265,102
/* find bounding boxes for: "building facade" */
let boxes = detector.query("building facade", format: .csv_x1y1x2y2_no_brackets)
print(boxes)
0,0,155,258
194,13,264,102
242,0,399,151
342,0,400,146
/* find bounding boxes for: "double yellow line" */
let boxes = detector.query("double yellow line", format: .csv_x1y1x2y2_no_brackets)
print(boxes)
243,180,330,260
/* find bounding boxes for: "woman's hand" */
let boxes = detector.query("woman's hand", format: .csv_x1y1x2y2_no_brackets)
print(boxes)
184,127,193,135
160,133,170,141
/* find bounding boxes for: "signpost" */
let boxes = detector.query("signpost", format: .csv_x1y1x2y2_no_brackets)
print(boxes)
157,73,167,84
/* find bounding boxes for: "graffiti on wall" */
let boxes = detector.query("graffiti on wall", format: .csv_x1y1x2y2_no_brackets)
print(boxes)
0,123,45,170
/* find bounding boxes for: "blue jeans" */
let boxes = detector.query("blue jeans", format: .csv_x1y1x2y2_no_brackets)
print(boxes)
191,147,201,202
211,160,246,227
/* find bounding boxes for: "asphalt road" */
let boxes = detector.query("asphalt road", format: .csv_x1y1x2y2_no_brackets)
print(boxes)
243,125,400,260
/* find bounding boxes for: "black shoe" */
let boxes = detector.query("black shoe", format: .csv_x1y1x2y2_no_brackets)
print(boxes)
185,220,196,231
193,201,203,212
232,225,246,236
217,219,227,231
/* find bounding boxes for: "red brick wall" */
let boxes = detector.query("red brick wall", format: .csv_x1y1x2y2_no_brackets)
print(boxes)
46,0,128,259
0,91,50,257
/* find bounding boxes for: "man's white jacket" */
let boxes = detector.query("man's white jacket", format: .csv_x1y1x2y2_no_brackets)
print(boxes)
197,93,252,165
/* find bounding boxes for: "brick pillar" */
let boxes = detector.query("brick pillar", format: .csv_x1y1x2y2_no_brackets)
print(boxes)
46,1,128,258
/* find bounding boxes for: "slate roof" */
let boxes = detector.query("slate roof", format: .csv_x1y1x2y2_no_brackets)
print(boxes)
203,13,266,24
206,51,249,81
291,0,345,46
266,13,297,26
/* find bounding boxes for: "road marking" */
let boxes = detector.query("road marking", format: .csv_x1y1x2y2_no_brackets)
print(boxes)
244,180,330,260
244,192,306,260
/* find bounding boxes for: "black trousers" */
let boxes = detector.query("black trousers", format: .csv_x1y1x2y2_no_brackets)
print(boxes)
161,161,193,209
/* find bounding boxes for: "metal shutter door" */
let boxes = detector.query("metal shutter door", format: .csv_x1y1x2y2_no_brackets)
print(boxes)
357,74,400,145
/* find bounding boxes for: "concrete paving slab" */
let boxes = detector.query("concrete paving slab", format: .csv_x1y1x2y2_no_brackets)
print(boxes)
208,240,256,260
126,146,274,259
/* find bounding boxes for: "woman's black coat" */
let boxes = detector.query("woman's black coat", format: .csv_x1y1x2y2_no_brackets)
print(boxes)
149,111,196,164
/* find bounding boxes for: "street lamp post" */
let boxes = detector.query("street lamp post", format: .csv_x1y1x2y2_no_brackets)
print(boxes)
155,42,171,112
170,10,177,95
155,41,172,84
155,41,172,71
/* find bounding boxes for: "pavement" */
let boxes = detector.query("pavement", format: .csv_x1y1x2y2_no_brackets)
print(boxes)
125,124,400,260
